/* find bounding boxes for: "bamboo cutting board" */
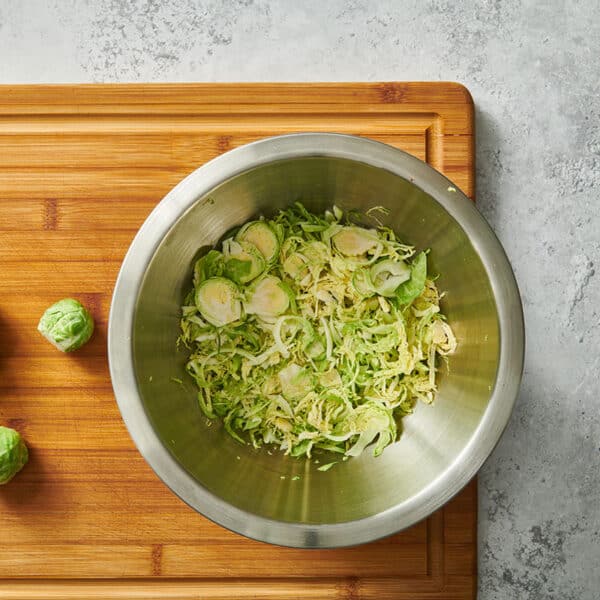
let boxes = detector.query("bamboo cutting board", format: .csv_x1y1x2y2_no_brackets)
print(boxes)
0,83,475,599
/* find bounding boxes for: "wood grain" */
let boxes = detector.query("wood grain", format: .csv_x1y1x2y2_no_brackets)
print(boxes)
0,133,427,168
0,82,475,599
0,199,155,231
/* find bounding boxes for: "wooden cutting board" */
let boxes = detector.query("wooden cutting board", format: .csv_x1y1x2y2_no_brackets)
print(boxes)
0,83,475,599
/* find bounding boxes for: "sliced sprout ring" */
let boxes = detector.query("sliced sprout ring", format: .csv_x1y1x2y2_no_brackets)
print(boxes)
180,205,456,462
244,275,291,319
370,259,411,297
237,220,280,264
194,277,242,327
223,239,266,285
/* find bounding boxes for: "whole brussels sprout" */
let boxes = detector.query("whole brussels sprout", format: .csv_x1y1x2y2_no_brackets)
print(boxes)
0,426,28,485
37,298,94,352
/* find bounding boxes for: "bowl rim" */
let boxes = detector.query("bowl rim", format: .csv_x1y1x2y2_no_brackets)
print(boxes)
108,132,524,548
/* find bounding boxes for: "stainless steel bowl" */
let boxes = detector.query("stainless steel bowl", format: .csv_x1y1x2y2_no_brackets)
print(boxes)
108,133,524,548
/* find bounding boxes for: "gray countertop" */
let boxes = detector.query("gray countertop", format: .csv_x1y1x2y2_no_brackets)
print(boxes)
1,1,598,598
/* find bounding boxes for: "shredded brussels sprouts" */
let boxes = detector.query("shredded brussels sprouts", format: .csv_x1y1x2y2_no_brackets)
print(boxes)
179,203,456,460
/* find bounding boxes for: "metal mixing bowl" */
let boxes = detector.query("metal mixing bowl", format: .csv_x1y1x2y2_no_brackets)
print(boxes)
108,133,524,548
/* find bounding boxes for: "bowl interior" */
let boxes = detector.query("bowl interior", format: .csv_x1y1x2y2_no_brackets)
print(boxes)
133,156,499,525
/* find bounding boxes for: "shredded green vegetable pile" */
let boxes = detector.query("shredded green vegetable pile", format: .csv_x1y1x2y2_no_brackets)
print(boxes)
179,203,456,460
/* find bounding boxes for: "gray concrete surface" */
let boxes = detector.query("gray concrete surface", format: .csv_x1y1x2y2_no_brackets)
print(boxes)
1,1,598,597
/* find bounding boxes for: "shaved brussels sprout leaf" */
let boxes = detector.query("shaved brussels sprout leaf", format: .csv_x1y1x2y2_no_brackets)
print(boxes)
278,363,315,401
317,462,337,472
395,252,427,306
193,250,224,286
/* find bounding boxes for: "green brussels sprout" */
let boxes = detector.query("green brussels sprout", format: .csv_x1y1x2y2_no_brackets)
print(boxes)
37,298,94,352
0,426,28,485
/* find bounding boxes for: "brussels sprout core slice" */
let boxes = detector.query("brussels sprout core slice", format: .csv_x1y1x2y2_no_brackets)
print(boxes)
332,226,379,256
283,253,309,281
223,240,266,285
244,275,290,318
237,221,280,263
370,259,411,297
195,277,242,327
352,269,376,297
278,363,314,401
